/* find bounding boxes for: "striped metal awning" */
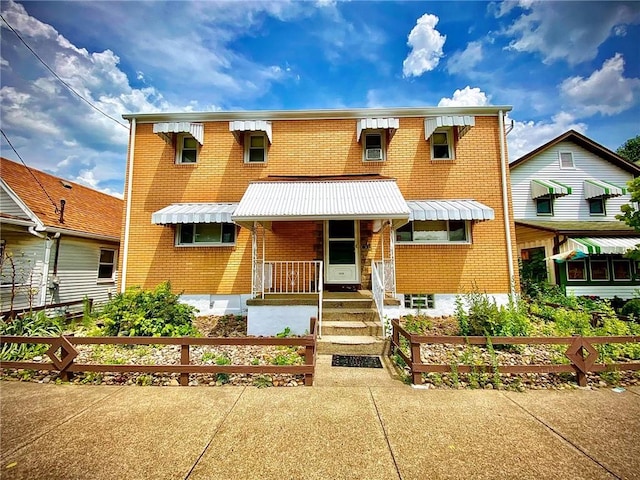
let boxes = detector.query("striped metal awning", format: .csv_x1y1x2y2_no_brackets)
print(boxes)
569,237,640,255
229,120,273,143
583,179,627,199
232,179,409,229
151,203,238,225
407,200,494,221
424,115,475,139
153,122,204,145
530,179,572,199
356,118,399,141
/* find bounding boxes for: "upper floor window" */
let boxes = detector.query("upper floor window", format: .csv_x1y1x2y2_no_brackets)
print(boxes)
396,220,469,243
177,223,236,246
363,130,386,162
245,132,267,163
559,151,575,169
431,129,453,160
536,196,554,216
98,249,116,281
588,198,605,216
176,135,198,164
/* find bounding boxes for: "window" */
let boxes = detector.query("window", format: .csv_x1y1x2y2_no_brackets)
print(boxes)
245,133,267,163
404,294,435,309
567,260,586,280
362,130,385,162
178,223,236,246
98,249,116,280
430,129,453,159
176,135,198,164
559,151,575,169
613,259,631,280
396,220,468,243
536,196,553,216
589,259,609,280
588,198,605,216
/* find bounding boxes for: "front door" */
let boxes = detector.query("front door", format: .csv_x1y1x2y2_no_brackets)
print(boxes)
325,220,360,284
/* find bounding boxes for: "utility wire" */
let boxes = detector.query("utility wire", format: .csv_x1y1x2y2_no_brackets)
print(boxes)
1,129,60,213
0,14,129,130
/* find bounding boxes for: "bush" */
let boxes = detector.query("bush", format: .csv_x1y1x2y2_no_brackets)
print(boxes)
455,291,531,337
0,311,63,360
621,298,640,318
98,281,198,337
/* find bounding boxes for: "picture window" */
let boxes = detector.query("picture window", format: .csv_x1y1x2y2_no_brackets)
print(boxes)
178,223,236,246
396,220,468,243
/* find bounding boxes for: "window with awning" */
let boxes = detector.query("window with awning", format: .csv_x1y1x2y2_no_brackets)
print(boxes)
583,179,626,199
424,115,475,140
356,118,399,142
530,179,572,199
229,120,273,144
153,122,204,145
406,199,494,221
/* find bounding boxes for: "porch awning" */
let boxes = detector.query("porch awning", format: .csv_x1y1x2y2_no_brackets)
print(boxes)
569,237,640,255
153,122,204,145
424,115,475,139
229,120,273,143
151,203,238,225
530,179,572,199
232,179,410,229
407,200,494,221
356,118,399,141
584,179,626,199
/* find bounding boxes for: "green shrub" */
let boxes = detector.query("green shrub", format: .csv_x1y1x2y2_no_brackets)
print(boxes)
621,298,640,318
455,291,531,337
402,315,433,334
98,281,197,337
0,311,63,360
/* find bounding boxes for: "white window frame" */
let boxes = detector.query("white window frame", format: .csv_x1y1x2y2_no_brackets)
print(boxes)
536,196,554,216
244,132,268,164
175,134,199,164
176,223,236,247
97,248,117,283
558,151,575,169
566,259,587,281
612,259,632,281
589,258,610,281
588,197,606,216
362,129,386,162
396,220,470,245
430,128,454,160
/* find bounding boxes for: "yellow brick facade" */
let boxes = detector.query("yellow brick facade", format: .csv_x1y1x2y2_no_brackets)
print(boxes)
120,113,518,295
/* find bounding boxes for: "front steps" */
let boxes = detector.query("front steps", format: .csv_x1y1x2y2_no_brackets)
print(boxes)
318,291,388,355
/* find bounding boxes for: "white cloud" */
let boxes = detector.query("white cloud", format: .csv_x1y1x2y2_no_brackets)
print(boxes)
560,53,640,116
502,1,640,64
402,13,446,77
507,112,588,161
438,86,490,107
446,41,483,75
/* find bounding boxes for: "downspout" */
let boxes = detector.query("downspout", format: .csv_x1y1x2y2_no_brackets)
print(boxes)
120,118,136,293
498,110,516,297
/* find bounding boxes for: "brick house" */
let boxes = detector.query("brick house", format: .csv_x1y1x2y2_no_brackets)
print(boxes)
120,107,517,336
1,157,122,312
510,130,640,299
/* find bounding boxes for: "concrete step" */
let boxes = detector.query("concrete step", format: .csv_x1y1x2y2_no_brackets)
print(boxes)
322,308,379,323
321,320,383,336
317,335,389,355
322,299,374,309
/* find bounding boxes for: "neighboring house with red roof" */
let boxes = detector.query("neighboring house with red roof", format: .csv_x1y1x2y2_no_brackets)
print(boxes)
510,130,640,299
0,157,123,312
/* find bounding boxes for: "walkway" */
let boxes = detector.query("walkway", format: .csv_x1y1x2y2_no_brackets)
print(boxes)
1,355,639,479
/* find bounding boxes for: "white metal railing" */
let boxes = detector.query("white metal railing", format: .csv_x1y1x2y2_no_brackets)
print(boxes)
373,259,396,296
371,261,387,337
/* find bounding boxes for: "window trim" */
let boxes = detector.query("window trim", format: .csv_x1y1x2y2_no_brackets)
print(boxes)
536,195,554,216
558,151,575,169
589,259,610,281
175,134,199,164
361,129,386,162
430,128,454,160
612,259,632,281
396,220,471,245
566,259,587,281
588,197,606,216
97,248,117,283
176,223,237,247
244,132,268,164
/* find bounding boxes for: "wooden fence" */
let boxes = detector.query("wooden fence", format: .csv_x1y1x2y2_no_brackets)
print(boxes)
1,299,92,322
390,318,640,386
0,318,318,386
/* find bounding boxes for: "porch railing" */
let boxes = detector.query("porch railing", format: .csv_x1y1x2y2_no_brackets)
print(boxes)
371,261,387,337
373,260,396,296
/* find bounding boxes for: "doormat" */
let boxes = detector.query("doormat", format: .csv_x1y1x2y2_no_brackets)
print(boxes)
331,355,383,368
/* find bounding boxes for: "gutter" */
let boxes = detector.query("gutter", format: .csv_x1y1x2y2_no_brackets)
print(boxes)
120,118,136,292
498,110,516,297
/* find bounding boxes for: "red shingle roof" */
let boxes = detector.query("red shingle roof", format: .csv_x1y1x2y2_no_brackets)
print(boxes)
1,157,123,239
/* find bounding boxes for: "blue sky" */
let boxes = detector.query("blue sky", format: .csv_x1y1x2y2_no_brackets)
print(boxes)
1,0,639,198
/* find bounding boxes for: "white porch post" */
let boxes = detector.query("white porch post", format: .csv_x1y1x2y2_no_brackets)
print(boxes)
251,222,257,298
389,220,396,296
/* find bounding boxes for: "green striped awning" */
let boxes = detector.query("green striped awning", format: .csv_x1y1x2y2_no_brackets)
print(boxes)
583,179,627,199
569,237,640,255
530,179,572,199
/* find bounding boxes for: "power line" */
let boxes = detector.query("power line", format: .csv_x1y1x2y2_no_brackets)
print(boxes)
0,14,129,130
1,129,60,213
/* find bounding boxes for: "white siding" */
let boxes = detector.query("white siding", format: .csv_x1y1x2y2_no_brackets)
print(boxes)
567,285,637,300
511,142,634,221
0,188,30,220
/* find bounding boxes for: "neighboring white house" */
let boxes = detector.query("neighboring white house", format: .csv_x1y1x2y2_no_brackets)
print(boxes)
1,157,123,314
510,130,640,299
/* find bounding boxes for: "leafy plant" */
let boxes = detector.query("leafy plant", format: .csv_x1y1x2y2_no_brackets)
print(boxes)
0,311,63,360
403,315,433,334
275,327,292,338
136,374,153,386
215,354,231,383
455,290,531,338
253,375,272,388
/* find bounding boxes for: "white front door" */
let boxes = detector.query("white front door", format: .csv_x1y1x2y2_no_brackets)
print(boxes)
325,220,360,284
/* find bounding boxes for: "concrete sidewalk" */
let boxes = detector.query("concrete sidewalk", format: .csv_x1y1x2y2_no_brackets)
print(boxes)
1,357,639,480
